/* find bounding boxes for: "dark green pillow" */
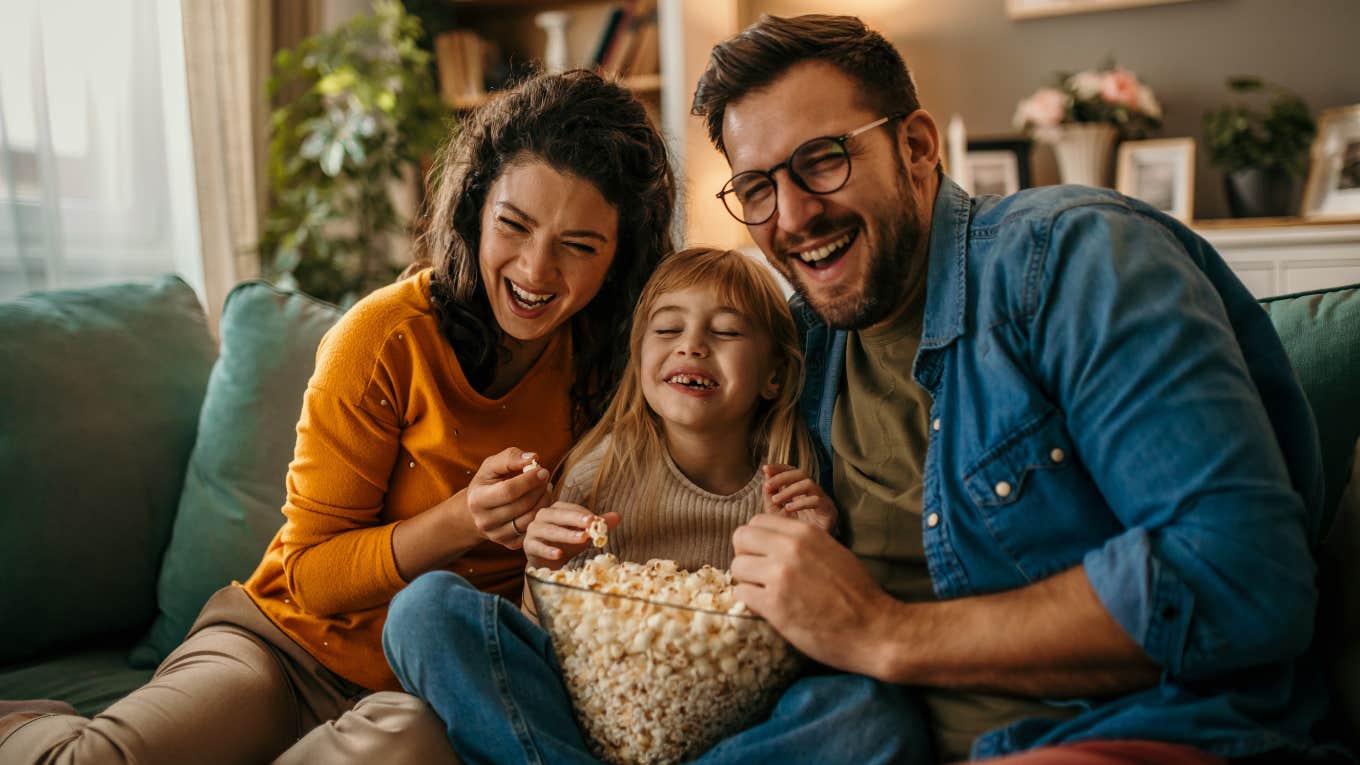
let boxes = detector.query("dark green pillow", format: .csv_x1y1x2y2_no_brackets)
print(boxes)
131,281,342,666
1262,282,1360,532
0,276,215,664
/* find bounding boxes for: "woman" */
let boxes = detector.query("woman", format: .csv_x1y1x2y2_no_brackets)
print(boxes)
0,69,674,765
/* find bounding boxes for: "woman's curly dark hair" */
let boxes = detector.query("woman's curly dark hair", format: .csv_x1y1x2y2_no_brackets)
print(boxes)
417,69,675,435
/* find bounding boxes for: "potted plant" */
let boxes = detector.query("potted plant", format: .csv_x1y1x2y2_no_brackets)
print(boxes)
1203,76,1314,218
260,0,449,306
1014,64,1162,188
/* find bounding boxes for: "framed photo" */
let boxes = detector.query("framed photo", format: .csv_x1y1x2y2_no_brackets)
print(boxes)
964,138,1032,198
1116,137,1195,222
1302,104,1360,220
1007,0,1196,20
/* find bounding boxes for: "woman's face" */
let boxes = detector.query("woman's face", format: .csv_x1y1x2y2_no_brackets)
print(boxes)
478,160,620,345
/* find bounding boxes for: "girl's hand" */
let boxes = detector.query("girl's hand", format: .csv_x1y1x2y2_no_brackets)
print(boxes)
465,448,553,551
762,464,838,533
523,503,621,570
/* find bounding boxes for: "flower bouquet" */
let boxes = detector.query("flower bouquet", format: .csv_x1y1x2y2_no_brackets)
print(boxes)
1014,65,1163,143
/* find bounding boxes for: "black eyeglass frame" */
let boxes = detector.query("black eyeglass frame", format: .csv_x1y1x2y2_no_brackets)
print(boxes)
716,112,907,226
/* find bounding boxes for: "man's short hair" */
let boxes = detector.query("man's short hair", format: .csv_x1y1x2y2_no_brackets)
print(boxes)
691,14,922,155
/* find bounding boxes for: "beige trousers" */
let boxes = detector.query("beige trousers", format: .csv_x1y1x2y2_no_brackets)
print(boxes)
0,587,460,765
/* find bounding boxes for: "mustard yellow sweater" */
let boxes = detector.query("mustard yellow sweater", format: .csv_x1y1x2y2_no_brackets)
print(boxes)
241,270,575,691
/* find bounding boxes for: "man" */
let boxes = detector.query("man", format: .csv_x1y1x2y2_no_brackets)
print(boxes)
699,14,1336,763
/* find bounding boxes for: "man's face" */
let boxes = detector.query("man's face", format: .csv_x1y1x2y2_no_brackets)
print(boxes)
721,61,932,330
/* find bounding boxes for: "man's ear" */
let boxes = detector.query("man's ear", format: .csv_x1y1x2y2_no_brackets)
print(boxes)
898,109,942,184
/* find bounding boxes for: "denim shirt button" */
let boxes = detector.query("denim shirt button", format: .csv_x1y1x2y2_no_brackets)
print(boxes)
995,481,1012,498
932,418,942,432
1050,448,1065,463
927,512,940,528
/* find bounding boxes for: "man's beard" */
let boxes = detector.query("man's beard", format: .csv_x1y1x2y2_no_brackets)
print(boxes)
778,179,927,330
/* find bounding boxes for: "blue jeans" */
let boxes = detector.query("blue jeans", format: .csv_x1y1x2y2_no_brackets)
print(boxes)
383,571,930,765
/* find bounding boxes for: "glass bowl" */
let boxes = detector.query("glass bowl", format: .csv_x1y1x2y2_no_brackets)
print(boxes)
527,562,802,765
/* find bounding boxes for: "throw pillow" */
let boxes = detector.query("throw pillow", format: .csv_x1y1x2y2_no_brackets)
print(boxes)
1262,282,1360,534
0,276,215,663
130,281,342,666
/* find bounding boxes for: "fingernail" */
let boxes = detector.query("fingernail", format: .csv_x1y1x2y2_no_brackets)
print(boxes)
523,452,537,461
537,468,549,480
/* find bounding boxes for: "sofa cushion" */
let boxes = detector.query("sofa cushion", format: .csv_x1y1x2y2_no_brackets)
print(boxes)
1261,282,1360,532
131,281,342,667
0,277,215,664
0,646,155,717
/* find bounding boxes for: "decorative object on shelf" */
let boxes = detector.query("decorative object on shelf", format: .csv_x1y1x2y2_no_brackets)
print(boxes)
1007,0,1197,20
1116,137,1195,222
259,0,448,306
1302,104,1360,221
1204,76,1315,219
966,138,1033,198
1015,64,1161,188
535,10,571,73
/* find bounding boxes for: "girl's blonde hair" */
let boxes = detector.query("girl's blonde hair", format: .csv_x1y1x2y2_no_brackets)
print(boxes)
556,247,818,510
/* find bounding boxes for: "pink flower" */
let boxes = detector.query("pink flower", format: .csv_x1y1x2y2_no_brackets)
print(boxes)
1100,68,1143,109
1013,87,1069,130
1068,70,1104,100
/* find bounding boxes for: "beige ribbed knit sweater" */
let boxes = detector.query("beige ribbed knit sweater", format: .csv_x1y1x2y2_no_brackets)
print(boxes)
558,437,763,571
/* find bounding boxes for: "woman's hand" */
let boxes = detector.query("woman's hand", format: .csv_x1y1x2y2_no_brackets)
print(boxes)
762,464,837,533
523,502,620,570
465,448,554,550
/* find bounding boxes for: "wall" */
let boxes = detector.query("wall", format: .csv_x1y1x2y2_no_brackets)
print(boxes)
739,0,1360,219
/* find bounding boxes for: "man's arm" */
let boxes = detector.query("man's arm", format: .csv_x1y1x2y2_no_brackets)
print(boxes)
731,514,1159,697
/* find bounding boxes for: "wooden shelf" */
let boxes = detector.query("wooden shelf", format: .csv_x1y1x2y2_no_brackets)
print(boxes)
446,72,661,111
1192,215,1360,231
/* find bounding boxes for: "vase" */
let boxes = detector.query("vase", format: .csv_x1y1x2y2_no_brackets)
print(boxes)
1052,123,1118,188
1224,167,1295,218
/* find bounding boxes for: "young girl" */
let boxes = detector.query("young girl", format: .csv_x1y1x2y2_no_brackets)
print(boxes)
382,248,920,765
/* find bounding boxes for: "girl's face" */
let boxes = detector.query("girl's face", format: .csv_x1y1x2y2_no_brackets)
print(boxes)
478,160,620,344
639,286,780,437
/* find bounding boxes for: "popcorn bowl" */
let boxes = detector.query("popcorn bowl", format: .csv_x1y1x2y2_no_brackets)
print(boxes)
527,555,802,765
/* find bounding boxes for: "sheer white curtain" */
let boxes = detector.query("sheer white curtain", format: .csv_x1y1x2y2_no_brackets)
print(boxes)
0,0,203,302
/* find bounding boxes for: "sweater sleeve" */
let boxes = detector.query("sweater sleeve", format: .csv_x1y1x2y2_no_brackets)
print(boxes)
277,323,408,617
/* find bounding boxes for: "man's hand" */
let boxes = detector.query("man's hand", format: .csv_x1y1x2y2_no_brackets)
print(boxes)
761,464,837,533
730,513,898,677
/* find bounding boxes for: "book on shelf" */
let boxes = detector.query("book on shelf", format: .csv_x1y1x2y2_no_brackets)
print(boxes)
434,29,492,106
591,5,627,67
598,0,657,79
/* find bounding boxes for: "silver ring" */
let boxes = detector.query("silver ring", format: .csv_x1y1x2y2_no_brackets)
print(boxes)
510,516,524,536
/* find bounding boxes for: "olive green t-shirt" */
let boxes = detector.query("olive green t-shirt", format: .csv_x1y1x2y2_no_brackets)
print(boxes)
831,305,1076,762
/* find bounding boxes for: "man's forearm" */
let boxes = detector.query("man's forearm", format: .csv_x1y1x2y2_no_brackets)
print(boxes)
871,565,1161,698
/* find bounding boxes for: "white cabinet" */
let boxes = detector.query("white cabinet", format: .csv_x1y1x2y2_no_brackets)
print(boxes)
1193,218,1360,298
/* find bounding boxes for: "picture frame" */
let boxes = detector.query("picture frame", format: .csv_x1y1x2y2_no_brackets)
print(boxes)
1006,0,1196,20
964,138,1032,198
1301,104,1360,221
1116,137,1196,222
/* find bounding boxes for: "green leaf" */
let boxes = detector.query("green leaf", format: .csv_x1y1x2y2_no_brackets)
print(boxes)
321,140,345,177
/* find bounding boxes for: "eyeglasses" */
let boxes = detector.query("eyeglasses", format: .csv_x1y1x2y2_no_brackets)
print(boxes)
716,113,906,226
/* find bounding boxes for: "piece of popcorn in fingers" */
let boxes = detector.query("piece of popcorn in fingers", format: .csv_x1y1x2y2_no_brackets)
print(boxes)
587,515,609,548
522,456,541,474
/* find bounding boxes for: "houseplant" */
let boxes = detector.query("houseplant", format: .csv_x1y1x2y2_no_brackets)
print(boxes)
1014,65,1162,188
259,0,449,306
1203,76,1315,218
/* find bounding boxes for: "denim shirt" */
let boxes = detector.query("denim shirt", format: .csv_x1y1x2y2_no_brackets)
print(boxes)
794,177,1332,759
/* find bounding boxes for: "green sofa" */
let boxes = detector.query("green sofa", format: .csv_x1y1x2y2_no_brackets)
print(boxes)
0,275,1357,753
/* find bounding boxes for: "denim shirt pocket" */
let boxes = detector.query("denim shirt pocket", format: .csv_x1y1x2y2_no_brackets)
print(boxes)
961,408,1110,580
